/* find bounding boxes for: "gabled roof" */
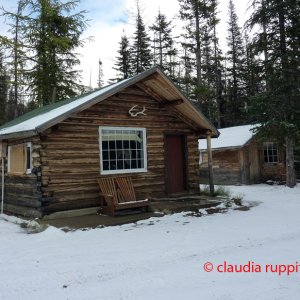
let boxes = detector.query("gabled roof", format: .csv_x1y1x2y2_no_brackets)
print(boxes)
200,124,256,151
0,66,218,140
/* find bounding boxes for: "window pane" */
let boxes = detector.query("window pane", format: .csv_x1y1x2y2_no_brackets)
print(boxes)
110,150,116,160
110,160,116,170
109,141,116,150
103,160,109,171
102,150,109,160
102,141,108,150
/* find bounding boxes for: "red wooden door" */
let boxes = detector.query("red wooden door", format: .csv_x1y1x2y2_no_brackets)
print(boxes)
165,135,186,194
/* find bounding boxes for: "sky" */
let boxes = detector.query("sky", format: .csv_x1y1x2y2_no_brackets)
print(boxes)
0,0,251,88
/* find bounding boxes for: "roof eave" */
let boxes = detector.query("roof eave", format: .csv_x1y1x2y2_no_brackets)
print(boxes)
0,130,38,141
155,69,218,136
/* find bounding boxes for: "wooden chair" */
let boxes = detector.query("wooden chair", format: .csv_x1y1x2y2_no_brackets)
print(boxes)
97,176,149,216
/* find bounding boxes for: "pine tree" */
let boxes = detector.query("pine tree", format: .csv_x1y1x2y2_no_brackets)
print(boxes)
243,32,261,100
226,0,246,125
178,32,194,97
113,31,132,81
0,0,28,118
130,2,152,74
210,0,225,128
179,0,224,125
25,0,88,106
178,0,205,108
149,10,177,77
246,0,300,187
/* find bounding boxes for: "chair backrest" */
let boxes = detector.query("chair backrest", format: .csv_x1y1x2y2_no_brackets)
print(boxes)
97,177,118,205
115,176,137,202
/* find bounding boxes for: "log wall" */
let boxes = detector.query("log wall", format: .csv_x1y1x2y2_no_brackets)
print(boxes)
1,136,43,217
200,149,242,185
39,85,200,214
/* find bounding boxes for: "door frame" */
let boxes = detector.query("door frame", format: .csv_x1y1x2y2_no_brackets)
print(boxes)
164,132,189,195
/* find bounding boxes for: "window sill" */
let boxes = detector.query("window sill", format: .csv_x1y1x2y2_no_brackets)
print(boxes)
100,168,147,176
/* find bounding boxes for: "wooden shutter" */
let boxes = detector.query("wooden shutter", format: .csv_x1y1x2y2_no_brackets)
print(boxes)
10,144,26,174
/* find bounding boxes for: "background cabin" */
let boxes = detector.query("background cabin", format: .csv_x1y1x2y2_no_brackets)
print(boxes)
0,67,217,218
199,125,286,185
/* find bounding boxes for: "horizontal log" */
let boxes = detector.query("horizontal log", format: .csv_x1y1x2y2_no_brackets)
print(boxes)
5,194,42,208
4,203,42,218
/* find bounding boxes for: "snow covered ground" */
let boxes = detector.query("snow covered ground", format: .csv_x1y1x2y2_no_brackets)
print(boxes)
1,184,300,300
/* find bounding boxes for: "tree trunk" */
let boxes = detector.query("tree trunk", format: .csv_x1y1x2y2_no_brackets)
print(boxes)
194,3,202,110
13,4,22,118
286,136,296,188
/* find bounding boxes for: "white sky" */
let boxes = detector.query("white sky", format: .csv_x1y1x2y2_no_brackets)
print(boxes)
0,0,251,88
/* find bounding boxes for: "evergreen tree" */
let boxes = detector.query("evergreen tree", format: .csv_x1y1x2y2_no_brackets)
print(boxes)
210,0,225,128
178,0,206,108
225,0,246,125
179,0,224,125
25,0,88,106
178,32,194,97
0,0,28,118
149,10,177,77
246,0,300,187
130,2,152,74
243,32,261,100
113,31,132,81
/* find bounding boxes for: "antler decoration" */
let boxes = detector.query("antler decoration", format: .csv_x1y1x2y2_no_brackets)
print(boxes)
128,105,147,117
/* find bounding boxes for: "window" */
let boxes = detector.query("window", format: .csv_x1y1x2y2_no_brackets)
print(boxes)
99,127,147,175
8,142,32,175
263,142,279,163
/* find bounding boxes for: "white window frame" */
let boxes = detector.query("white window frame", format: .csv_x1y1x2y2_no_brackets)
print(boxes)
263,142,279,164
26,142,33,174
99,126,147,175
7,142,32,175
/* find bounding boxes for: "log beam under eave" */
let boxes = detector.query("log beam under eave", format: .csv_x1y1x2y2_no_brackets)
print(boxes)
159,99,184,108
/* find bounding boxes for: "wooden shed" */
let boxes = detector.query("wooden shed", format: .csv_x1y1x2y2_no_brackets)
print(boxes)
199,125,286,185
0,67,217,218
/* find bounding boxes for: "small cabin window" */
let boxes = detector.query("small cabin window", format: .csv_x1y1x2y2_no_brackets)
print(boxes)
8,142,32,175
99,127,147,175
263,142,278,163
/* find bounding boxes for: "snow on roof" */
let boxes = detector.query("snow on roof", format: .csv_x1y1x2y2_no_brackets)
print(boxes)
0,77,131,138
200,124,256,150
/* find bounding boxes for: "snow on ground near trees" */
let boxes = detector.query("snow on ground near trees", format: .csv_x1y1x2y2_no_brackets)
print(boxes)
1,184,300,300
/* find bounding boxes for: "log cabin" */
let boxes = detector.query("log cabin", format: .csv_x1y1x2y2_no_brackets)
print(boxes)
0,67,218,218
199,125,286,185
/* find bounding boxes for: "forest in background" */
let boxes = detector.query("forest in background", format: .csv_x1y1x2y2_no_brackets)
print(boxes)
0,0,299,186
